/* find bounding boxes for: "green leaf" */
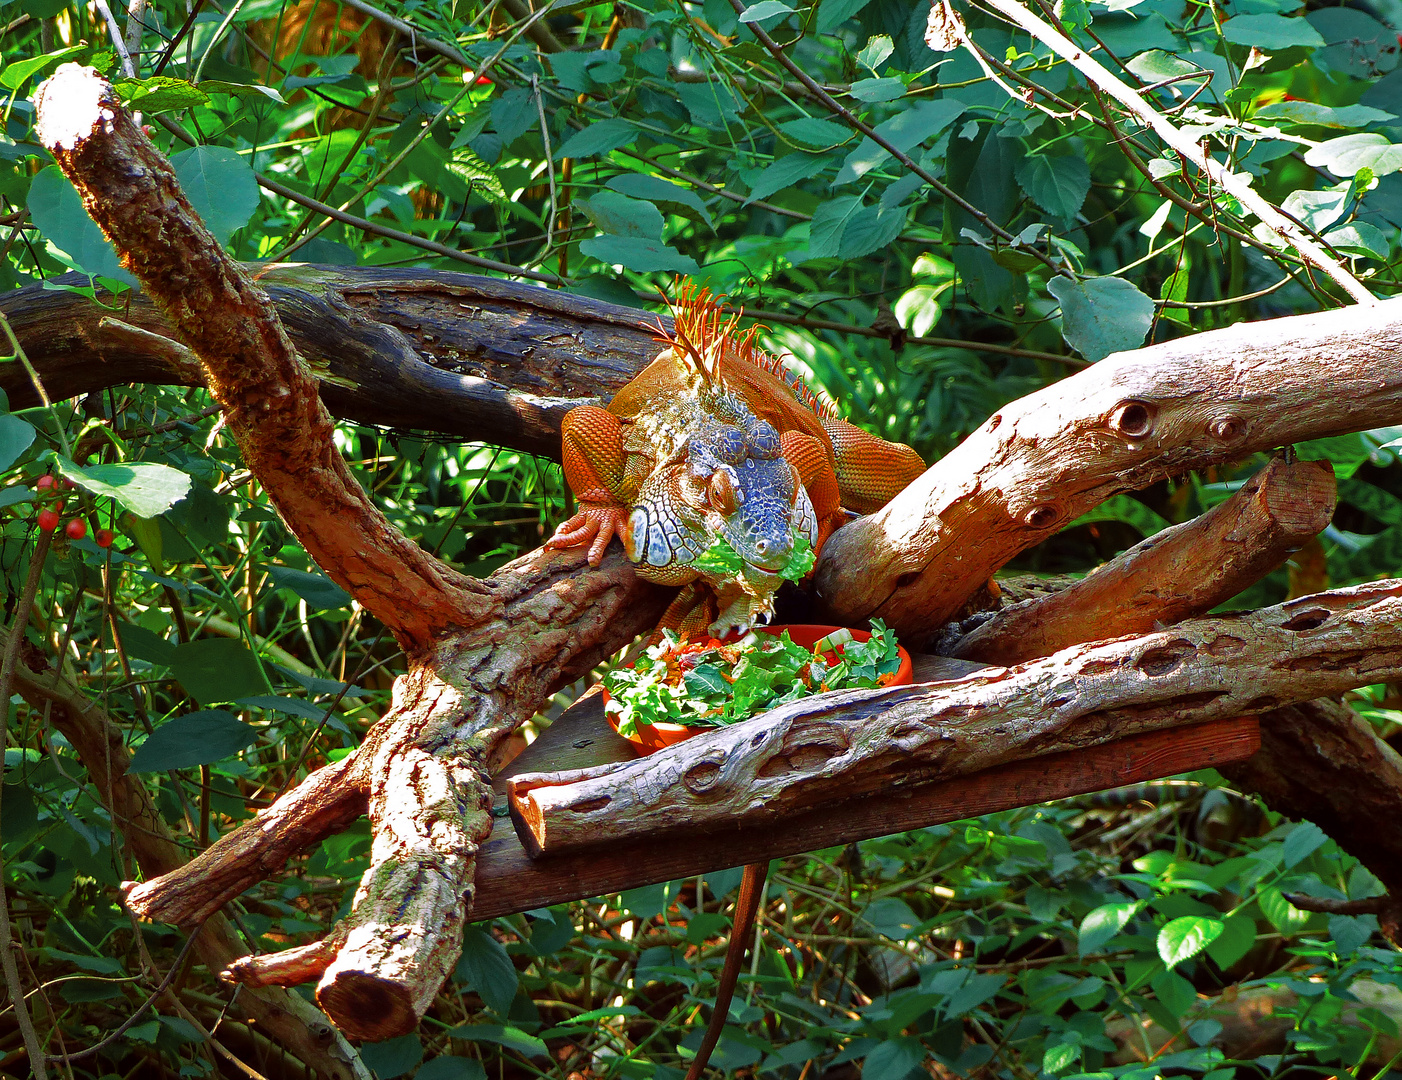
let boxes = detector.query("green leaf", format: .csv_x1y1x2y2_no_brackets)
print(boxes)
128,710,258,771
357,1034,423,1079
738,0,794,20
1281,186,1349,233
849,77,906,102
1048,276,1155,362
113,76,208,115
200,80,285,103
1158,915,1225,967
1220,13,1325,49
447,147,509,207
1253,101,1396,129
1304,134,1402,178
1078,900,1142,955
116,621,177,667
168,638,273,706
1043,1041,1080,1074
1204,911,1257,969
862,1037,925,1079
746,152,830,204
443,1024,548,1059
1282,821,1328,867
581,192,665,239
0,414,35,472
816,0,874,33
605,173,712,224
1259,885,1312,934
267,567,350,611
1324,221,1388,259
0,45,84,91
1125,49,1202,84
579,235,698,273
414,1058,486,1080
170,146,260,246
27,167,136,285
555,119,636,159
835,99,965,184
779,118,852,147
861,896,921,940
1015,155,1091,220
52,456,191,518
454,928,518,1015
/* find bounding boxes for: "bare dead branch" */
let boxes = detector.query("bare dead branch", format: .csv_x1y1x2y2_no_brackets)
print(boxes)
953,456,1337,665
33,64,487,649
510,581,1402,854
816,297,1402,646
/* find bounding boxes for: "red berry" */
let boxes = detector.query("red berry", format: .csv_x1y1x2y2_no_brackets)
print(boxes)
65,518,87,540
37,509,59,532
35,474,55,491
61,478,75,489
95,529,114,548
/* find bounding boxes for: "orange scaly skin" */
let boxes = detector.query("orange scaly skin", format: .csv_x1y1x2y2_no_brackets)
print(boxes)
546,283,925,630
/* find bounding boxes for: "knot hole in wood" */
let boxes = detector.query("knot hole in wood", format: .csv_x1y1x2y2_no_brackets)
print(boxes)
1134,638,1197,676
1109,399,1155,440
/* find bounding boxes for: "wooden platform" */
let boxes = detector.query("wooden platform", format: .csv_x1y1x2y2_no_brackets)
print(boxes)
471,655,1262,919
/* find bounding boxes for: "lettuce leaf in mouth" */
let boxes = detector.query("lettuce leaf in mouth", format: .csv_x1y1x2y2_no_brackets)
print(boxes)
604,619,901,737
692,532,815,583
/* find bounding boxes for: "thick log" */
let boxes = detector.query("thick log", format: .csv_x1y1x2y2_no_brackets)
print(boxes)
815,297,1402,645
952,456,1337,665
34,64,485,650
469,703,1258,916
122,543,669,1039
509,581,1402,855
0,265,661,461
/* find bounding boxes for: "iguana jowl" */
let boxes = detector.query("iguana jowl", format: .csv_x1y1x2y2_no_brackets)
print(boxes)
546,284,926,634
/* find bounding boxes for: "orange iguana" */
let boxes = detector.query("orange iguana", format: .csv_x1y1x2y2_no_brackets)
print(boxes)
545,283,926,634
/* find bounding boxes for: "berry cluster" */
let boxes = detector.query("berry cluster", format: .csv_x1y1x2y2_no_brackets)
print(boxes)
33,474,115,547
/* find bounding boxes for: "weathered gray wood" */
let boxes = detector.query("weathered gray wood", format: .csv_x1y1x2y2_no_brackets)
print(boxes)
509,581,1402,855
473,715,1260,918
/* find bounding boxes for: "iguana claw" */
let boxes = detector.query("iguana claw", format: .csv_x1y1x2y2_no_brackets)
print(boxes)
546,504,628,566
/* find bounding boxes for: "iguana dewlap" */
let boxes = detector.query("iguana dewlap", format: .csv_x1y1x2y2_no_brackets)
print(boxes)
545,284,926,635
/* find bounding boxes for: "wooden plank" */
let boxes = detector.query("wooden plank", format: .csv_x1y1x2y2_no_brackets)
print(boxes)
472,714,1260,919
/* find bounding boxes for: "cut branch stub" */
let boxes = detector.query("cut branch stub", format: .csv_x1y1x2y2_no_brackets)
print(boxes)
953,456,1337,666
815,298,1402,645
32,64,486,649
510,581,1402,856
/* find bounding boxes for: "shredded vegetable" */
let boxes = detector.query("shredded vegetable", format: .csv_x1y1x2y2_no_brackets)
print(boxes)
604,621,902,738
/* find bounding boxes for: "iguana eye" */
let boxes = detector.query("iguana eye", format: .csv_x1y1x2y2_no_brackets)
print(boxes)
709,468,742,515
748,420,781,460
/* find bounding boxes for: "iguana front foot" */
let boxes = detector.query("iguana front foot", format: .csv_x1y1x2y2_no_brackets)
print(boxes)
546,504,628,566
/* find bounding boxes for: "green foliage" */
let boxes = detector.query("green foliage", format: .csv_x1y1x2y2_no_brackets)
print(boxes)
3,0,1402,1076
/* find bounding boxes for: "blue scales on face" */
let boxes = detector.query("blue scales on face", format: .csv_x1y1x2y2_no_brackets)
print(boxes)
625,412,818,632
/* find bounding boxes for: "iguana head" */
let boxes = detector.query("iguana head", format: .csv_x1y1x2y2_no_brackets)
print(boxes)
627,414,818,632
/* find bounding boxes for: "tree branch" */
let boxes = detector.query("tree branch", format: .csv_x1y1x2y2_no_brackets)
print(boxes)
815,296,1402,645
34,64,489,649
509,581,1402,854
952,456,1337,665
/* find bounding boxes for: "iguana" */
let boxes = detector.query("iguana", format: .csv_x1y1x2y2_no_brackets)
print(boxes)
545,282,926,635
545,284,924,1078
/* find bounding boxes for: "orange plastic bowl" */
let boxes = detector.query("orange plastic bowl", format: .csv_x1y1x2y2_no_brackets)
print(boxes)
603,624,913,756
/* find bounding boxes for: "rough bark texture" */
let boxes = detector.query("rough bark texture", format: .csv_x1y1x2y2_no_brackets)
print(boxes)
7,635,369,1080
816,297,1402,645
510,581,1402,853
953,456,1337,665
122,544,668,1039
0,264,661,460
34,64,485,651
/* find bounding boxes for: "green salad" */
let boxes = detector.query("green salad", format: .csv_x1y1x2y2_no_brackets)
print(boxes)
604,620,902,738
691,533,816,582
